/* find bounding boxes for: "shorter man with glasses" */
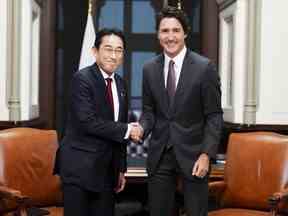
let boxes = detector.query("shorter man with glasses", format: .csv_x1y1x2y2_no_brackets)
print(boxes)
54,28,142,216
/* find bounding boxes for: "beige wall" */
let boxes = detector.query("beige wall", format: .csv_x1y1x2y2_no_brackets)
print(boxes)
256,0,288,124
218,0,288,125
0,0,10,121
0,0,41,121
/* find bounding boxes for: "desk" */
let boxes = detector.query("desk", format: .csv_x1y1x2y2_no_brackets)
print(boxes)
209,163,225,181
125,163,224,183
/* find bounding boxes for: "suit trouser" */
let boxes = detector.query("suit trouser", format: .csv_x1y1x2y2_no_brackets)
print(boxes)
148,148,208,216
62,183,115,216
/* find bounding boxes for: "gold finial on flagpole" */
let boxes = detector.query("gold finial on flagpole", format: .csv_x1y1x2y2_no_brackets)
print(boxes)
177,0,182,10
88,0,92,14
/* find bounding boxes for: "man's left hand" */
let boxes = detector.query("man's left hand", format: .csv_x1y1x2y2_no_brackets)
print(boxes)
192,153,210,178
114,172,126,193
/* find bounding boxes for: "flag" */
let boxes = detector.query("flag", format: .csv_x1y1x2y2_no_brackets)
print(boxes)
79,12,96,70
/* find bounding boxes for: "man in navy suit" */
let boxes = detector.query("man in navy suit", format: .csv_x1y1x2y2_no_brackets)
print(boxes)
136,7,223,216
54,28,142,216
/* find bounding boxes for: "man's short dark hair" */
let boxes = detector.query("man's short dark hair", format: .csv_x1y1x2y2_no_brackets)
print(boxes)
94,28,126,49
156,6,191,35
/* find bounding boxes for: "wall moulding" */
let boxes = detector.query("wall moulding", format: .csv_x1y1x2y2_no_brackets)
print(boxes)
216,0,237,11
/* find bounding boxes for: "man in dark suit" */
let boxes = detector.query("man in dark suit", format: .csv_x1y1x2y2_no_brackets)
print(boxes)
137,7,223,216
54,28,142,216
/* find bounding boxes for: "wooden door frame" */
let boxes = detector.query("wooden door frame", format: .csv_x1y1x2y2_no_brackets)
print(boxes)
201,0,219,64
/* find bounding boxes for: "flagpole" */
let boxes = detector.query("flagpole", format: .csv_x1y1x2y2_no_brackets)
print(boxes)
78,0,96,70
88,0,92,15
177,0,182,10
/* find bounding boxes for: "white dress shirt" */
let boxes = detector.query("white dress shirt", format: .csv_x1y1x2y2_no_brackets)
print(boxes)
164,46,187,89
100,68,130,139
100,69,119,122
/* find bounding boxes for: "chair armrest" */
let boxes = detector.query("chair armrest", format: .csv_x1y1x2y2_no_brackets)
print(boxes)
209,181,226,199
268,188,288,213
274,189,288,201
0,186,32,216
0,185,31,207
268,189,288,204
0,185,27,201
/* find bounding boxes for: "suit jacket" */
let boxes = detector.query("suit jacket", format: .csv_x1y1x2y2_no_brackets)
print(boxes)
140,50,223,179
54,63,128,192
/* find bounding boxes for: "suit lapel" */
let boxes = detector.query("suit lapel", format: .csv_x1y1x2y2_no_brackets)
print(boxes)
171,51,195,113
91,63,106,88
90,64,114,120
114,75,125,122
155,55,170,114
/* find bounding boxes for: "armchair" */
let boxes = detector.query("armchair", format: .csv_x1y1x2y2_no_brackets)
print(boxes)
0,128,63,216
209,132,288,216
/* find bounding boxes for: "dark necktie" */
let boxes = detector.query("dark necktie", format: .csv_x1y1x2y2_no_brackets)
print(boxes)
105,78,114,115
167,60,176,101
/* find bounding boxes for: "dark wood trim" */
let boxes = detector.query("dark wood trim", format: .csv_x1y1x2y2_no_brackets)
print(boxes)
0,119,47,130
201,0,219,64
0,122,17,130
218,0,237,11
39,0,56,129
123,0,132,102
224,122,288,134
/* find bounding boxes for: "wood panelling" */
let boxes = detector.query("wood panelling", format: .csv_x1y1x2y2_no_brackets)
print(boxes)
201,0,219,64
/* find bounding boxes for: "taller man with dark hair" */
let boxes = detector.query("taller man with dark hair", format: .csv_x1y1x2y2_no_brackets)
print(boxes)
54,28,142,216
137,7,223,216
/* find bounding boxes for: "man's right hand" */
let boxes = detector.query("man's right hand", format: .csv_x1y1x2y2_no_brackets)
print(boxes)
129,122,143,143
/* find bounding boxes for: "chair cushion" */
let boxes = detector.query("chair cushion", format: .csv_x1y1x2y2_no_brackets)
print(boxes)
209,208,270,216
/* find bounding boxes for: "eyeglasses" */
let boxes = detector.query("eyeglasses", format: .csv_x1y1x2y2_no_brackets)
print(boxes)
101,46,124,57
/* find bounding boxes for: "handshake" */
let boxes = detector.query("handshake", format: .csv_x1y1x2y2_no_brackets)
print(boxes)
128,122,144,143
